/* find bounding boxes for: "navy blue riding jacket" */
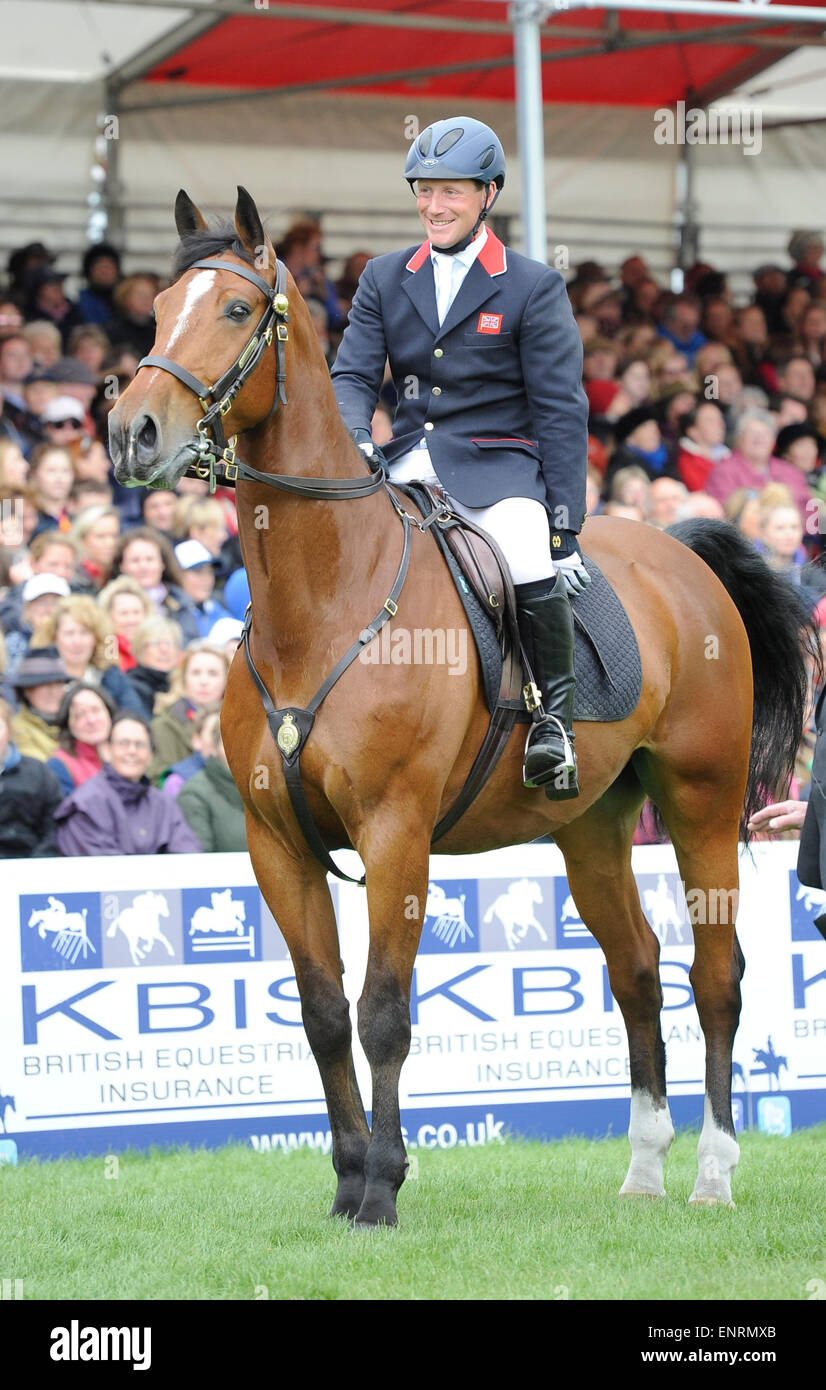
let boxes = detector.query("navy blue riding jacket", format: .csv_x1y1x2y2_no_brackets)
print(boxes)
331,230,588,547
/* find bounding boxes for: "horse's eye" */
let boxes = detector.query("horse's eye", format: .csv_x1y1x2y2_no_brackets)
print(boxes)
227,303,250,323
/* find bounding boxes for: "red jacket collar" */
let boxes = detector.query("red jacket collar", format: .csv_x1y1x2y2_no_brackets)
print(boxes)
405,229,507,277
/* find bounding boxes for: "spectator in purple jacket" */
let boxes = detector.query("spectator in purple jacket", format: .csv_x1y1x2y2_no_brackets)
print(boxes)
54,710,202,856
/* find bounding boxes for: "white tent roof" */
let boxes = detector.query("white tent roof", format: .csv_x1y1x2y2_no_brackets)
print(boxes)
3,2,826,296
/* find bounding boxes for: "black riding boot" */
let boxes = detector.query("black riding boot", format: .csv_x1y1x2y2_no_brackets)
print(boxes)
516,572,579,800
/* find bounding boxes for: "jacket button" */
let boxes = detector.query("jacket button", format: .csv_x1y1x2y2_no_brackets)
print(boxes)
433,348,444,358
431,386,442,396
424,422,434,431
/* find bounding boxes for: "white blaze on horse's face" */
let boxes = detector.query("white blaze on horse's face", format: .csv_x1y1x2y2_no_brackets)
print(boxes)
164,269,217,352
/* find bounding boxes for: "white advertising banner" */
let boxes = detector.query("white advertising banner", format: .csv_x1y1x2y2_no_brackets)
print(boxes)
0,842,823,1162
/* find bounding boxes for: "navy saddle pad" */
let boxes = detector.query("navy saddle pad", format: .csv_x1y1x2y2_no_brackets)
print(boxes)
426,512,642,723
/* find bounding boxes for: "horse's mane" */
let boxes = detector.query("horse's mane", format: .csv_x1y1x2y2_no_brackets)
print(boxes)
172,223,257,282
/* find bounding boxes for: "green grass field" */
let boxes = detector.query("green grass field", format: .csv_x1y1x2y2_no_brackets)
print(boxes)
2,1126,825,1301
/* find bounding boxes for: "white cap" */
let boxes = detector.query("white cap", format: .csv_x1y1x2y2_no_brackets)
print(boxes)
208,617,243,647
175,539,214,570
22,573,71,603
40,395,85,425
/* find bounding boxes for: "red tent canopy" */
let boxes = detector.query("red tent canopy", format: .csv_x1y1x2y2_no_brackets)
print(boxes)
142,0,823,109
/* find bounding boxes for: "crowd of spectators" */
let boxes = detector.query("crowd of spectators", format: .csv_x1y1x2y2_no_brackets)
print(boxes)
2,222,826,857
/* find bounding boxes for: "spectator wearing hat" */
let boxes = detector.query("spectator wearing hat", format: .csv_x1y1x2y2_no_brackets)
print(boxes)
38,395,89,468
3,573,71,676
45,681,116,797
677,401,730,492
77,244,121,327
603,405,680,494
54,711,202,857
705,411,813,521
19,367,58,442
43,358,99,425
122,616,182,719
775,422,824,498
23,268,83,346
28,442,74,537
0,696,62,858
174,540,234,638
11,645,70,759
221,566,251,622
177,709,247,852
6,241,55,301
207,616,243,662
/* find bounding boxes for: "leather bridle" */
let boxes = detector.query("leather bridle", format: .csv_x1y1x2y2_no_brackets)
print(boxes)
137,255,291,493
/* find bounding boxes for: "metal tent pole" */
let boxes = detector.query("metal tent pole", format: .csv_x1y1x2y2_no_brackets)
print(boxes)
512,1,548,264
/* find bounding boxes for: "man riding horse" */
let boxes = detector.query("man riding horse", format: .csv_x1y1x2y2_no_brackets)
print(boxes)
331,117,589,799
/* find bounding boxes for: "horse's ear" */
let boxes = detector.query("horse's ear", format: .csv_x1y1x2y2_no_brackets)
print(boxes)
234,186,271,263
175,190,207,240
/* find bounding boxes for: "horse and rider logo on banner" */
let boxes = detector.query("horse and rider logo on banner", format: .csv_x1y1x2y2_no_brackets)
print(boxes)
19,887,293,971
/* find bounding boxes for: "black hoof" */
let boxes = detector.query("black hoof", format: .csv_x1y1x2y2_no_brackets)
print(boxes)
329,1176,365,1220
354,1193,398,1228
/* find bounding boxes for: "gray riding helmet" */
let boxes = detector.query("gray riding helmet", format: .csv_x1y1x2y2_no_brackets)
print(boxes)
405,117,506,251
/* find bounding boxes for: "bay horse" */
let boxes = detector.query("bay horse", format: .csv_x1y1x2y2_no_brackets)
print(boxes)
110,187,816,1225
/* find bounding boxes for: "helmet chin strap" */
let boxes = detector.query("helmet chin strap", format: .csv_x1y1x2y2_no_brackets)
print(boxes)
432,185,499,257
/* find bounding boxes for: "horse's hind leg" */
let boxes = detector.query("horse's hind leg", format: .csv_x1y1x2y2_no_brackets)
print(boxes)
646,763,744,1207
246,818,371,1219
554,773,675,1198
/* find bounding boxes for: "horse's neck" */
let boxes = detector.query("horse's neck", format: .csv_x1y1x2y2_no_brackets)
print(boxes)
238,342,393,649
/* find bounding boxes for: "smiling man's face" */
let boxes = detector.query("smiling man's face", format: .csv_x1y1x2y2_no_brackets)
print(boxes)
415,178,492,250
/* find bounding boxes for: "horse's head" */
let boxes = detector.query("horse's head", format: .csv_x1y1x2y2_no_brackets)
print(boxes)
109,186,282,490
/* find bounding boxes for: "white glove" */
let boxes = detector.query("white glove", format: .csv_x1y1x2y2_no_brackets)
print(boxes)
554,553,591,596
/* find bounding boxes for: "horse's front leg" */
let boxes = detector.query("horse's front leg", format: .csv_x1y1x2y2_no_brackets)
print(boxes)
355,817,431,1228
245,817,371,1219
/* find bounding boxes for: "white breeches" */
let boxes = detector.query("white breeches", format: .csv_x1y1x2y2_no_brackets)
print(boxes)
390,447,555,585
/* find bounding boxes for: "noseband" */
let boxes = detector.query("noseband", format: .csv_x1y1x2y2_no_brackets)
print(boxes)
137,256,291,492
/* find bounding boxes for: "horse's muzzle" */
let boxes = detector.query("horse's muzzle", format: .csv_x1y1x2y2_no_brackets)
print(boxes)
109,408,166,484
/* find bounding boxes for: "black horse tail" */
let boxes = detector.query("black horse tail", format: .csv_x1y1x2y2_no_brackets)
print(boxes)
666,518,822,840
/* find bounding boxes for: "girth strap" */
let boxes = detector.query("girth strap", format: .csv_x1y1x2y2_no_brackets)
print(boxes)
242,505,413,885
